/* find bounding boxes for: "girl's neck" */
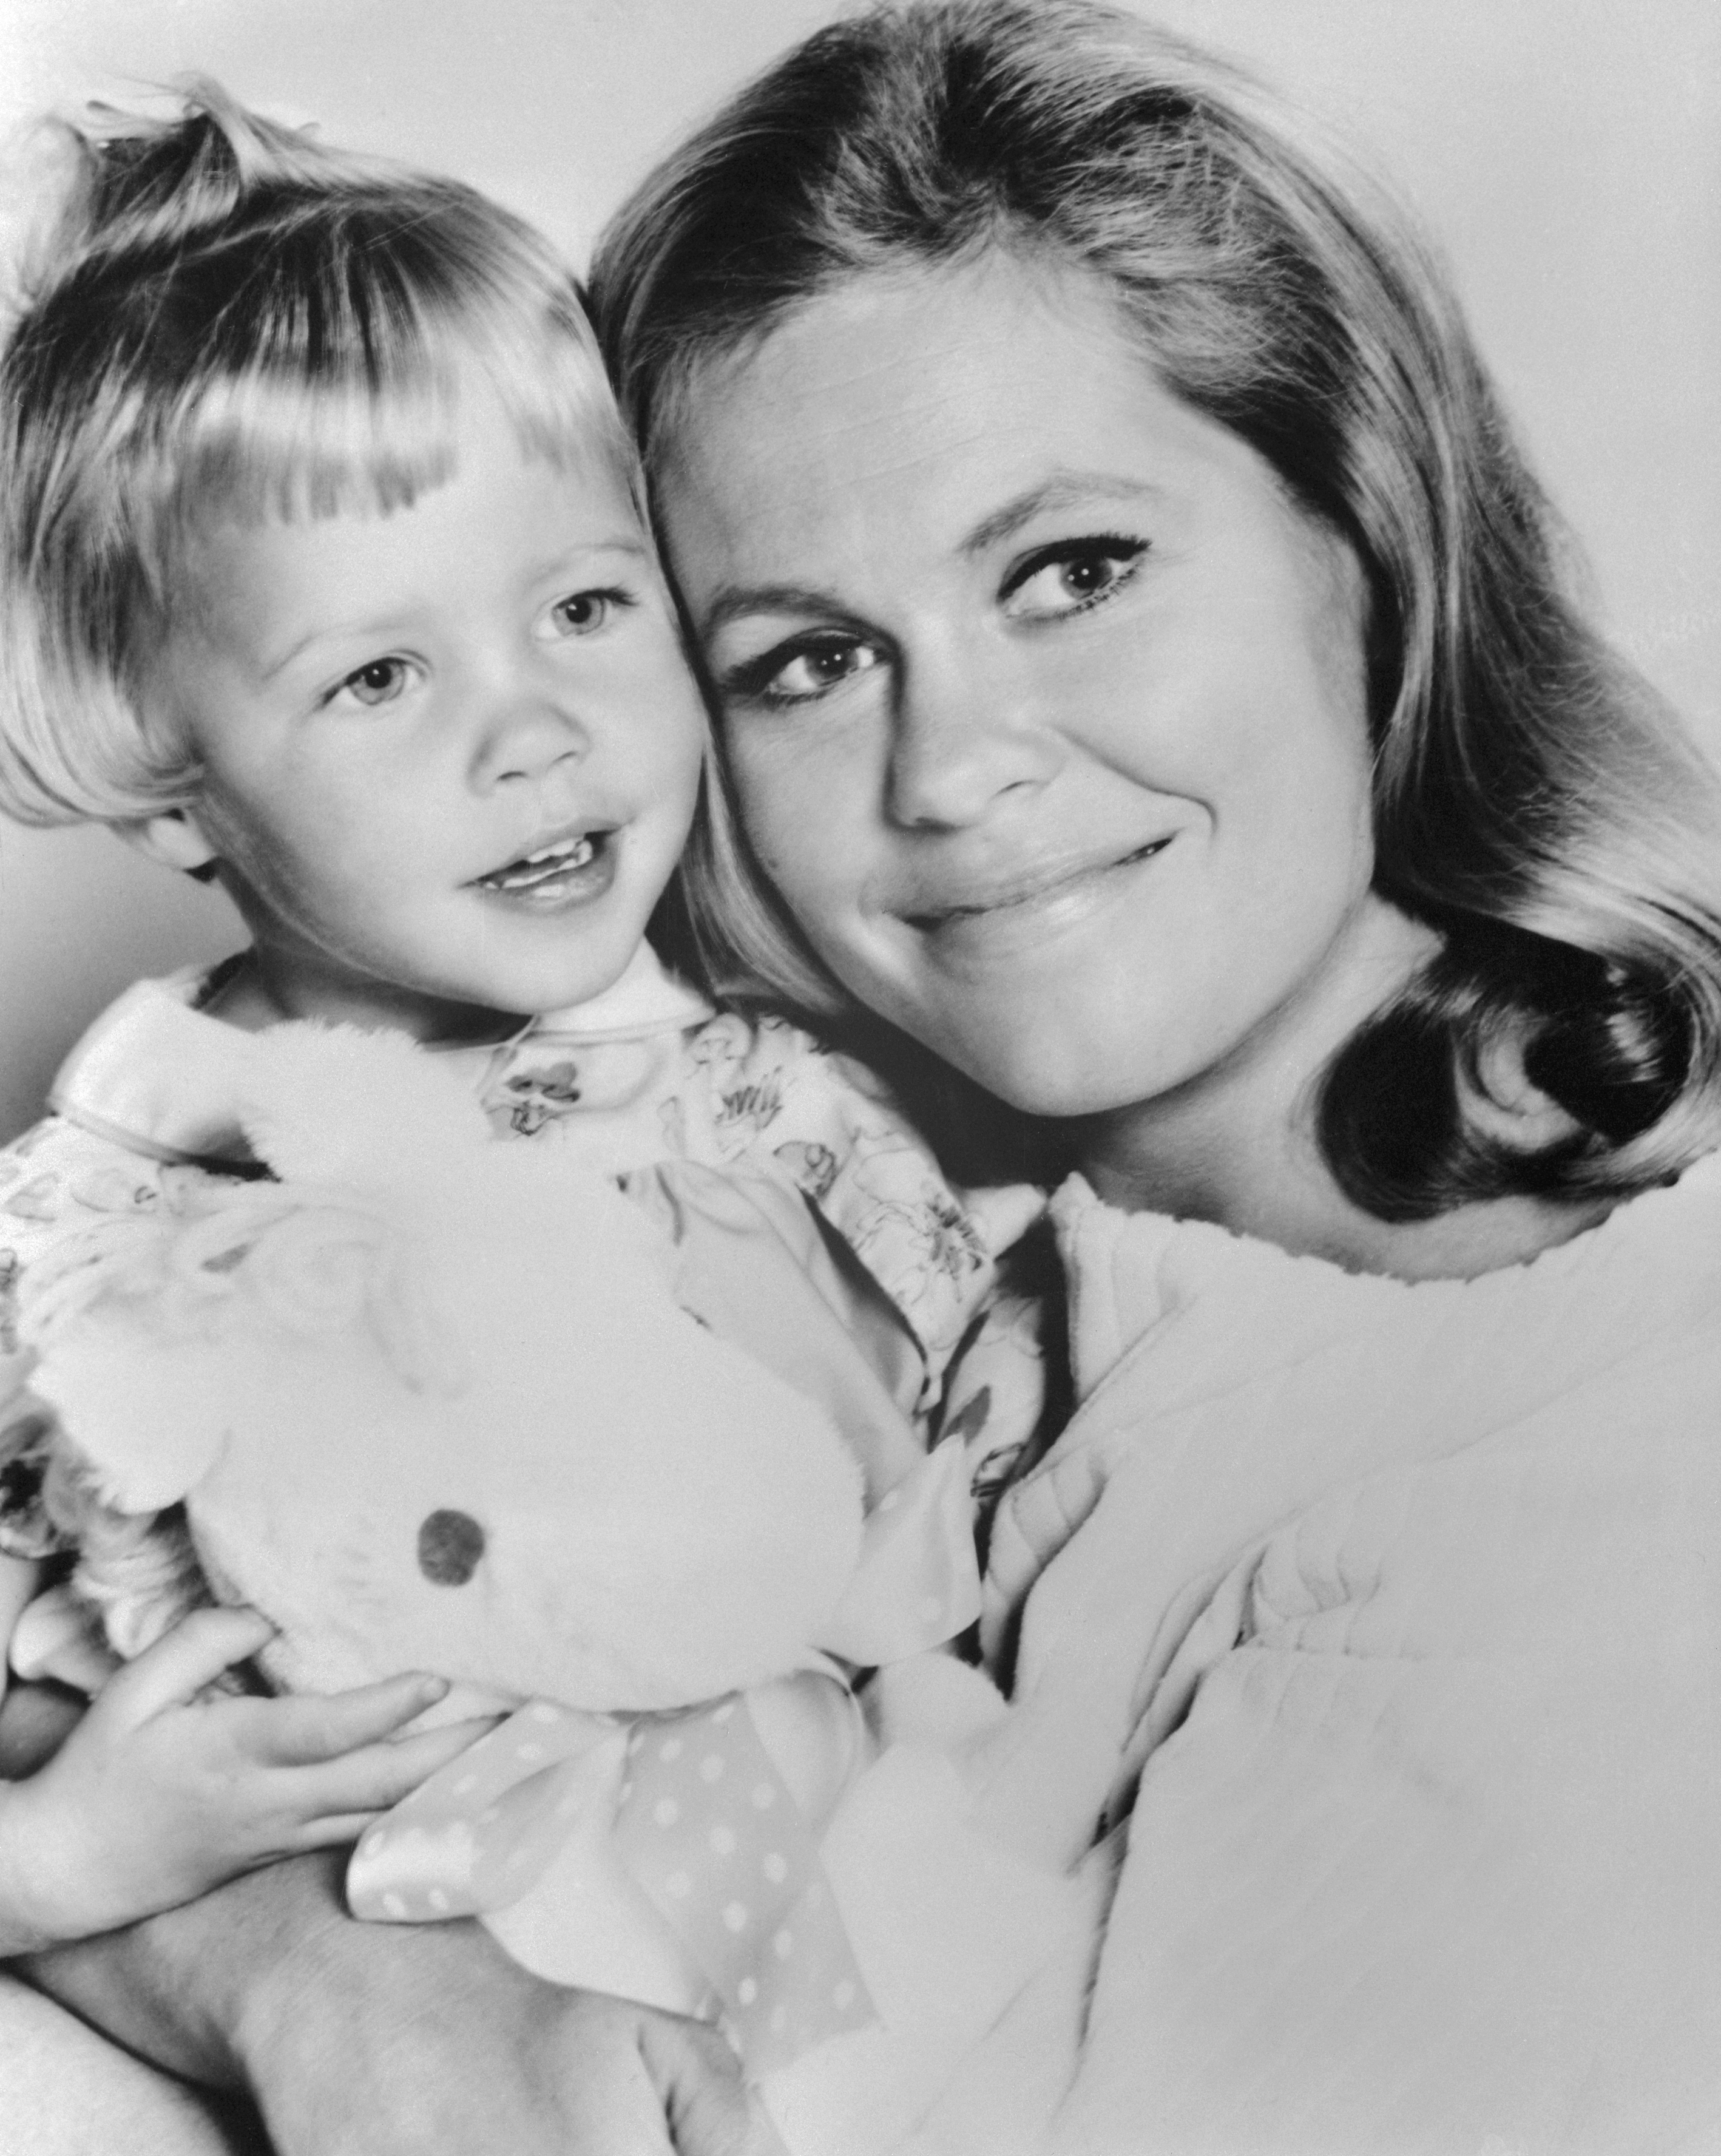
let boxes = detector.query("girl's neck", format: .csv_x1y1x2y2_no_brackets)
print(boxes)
1077,900,1609,1282
201,949,524,1049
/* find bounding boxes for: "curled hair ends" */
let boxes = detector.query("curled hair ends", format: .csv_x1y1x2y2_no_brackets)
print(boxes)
597,0,1721,1208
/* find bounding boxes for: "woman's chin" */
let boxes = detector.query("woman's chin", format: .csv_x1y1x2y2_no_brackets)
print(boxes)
934,1029,1160,1126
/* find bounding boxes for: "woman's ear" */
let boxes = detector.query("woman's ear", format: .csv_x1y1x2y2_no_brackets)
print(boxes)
116,808,221,883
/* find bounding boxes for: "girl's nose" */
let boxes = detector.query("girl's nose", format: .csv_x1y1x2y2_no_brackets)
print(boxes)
887,639,1064,830
470,673,592,790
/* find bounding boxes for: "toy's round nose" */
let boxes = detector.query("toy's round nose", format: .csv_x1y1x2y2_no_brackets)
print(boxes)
418,1508,485,1585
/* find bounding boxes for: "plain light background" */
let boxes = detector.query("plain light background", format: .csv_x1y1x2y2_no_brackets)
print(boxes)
1,0,1716,1141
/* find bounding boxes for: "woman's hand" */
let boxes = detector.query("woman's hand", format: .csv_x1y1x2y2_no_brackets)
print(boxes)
245,1948,786,2156
0,1606,482,1951
29,1847,784,2156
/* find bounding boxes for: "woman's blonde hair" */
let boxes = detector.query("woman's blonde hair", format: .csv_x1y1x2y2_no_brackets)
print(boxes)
0,82,632,827
594,0,1721,1215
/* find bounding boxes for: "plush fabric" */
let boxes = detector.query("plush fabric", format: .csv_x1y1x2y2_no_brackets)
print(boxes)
911,1154,1721,2155
12,957,1711,2148
0,964,1052,2152
1,952,1044,1448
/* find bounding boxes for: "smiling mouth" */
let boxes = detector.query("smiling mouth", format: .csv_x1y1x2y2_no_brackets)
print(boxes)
473,830,614,901
902,837,1171,931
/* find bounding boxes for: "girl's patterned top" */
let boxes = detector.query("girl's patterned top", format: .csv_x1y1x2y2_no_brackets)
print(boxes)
0,946,1049,1563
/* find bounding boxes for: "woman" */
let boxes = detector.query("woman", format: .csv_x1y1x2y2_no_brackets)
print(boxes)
18,4,1721,2151
587,1,1721,2146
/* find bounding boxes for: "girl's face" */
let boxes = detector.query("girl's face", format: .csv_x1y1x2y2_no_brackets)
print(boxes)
658,253,1404,1133
138,395,705,1042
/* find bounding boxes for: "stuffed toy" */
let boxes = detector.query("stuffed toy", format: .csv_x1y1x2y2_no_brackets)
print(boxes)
21,1020,869,1708
17,1022,1074,2156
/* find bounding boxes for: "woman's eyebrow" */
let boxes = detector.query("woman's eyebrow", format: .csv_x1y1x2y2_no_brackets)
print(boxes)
960,472,1167,557
698,582,850,636
697,476,1168,637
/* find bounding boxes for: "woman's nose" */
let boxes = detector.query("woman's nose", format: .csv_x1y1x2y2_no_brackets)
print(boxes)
468,668,591,790
887,640,1063,829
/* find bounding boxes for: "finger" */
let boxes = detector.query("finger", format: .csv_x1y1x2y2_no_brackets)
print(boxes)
280,1715,501,1824
241,1672,453,1765
583,2009,681,2156
0,1679,84,1778
86,1607,277,1732
640,2010,789,2156
283,1808,391,1854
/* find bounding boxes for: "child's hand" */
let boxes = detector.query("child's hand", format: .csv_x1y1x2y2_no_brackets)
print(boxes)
0,1606,484,1952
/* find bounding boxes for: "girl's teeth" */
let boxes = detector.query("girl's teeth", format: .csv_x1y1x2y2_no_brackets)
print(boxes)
524,836,595,867
482,833,600,890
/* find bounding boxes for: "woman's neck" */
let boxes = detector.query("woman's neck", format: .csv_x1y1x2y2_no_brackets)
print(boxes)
1077,900,1611,1282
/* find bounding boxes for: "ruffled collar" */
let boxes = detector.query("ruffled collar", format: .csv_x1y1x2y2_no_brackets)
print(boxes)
1049,1150,1721,1419
49,945,712,1170
43,954,1039,1401
976,1151,1721,1670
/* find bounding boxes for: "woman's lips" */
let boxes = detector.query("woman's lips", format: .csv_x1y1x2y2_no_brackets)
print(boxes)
901,836,1172,944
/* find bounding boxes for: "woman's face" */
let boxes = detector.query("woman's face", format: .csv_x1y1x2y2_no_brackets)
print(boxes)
657,252,1394,1126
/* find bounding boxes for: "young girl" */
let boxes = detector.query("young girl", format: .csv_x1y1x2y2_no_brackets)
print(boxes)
0,81,1043,2021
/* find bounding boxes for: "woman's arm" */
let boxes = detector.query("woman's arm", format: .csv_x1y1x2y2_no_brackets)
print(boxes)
965,1374,1721,2155
25,1854,734,2155
25,1851,780,2156
1,1683,779,2156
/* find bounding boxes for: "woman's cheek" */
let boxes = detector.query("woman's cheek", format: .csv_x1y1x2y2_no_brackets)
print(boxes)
729,726,858,913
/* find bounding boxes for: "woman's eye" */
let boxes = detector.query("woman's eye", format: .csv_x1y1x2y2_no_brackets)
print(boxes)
550,589,623,637
1001,538,1148,622
333,657,412,708
727,634,884,707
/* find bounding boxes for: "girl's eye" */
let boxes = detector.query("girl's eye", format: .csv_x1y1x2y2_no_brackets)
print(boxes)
725,634,884,708
1001,537,1148,622
334,657,412,708
550,589,626,637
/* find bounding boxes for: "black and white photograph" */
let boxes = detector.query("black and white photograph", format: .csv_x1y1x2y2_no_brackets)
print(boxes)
0,1,1716,2149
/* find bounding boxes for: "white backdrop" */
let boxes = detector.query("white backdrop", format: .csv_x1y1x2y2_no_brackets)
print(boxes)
1,0,1716,1140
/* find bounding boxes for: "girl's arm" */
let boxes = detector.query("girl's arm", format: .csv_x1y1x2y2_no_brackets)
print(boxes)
0,1605,481,1954
0,1622,783,2155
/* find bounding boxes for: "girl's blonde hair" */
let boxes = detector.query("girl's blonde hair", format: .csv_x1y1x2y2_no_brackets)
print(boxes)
0,82,632,827
594,0,1721,1216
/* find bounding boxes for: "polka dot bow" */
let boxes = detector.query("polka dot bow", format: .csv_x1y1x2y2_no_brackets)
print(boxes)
348,1439,979,2074
350,1682,876,2076
612,1693,876,2070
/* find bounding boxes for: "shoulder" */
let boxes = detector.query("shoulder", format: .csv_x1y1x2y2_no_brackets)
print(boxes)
0,1109,188,1562
671,1011,1046,1369
686,1013,1039,1310
1050,1145,1721,1429
0,1113,178,1276
0,962,257,1270
671,1010,922,1183
992,1154,1721,1686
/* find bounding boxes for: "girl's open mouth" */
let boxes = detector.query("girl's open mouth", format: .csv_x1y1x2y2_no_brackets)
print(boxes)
473,830,614,904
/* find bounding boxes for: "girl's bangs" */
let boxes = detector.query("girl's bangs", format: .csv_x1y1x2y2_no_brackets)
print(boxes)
147,320,628,547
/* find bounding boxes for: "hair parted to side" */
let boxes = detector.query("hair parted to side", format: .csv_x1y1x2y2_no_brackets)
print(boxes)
593,0,1721,1215
0,81,633,829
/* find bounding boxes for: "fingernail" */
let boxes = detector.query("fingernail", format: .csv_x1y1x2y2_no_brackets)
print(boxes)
418,1675,450,1700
